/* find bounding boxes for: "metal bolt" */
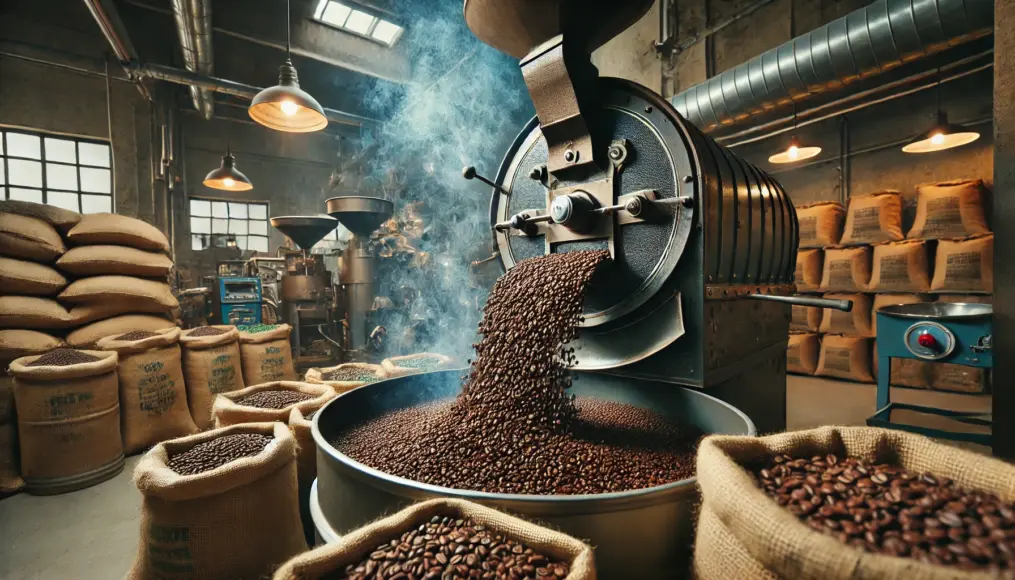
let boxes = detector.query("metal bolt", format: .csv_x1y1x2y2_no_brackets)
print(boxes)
529,165,545,180
680,196,694,208
564,149,577,163
645,106,654,113
609,147,623,160
682,175,693,183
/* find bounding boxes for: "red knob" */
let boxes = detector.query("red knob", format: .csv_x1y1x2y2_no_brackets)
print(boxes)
918,333,938,349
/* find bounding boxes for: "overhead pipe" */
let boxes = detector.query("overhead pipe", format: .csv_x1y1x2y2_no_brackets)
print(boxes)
669,0,994,130
82,0,152,100
170,0,215,119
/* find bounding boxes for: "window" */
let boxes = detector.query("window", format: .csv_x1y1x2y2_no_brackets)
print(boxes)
189,198,269,253
0,129,113,213
312,0,403,46
312,223,351,252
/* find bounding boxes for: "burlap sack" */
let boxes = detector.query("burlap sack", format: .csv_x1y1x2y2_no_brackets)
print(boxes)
0,256,67,295
179,326,245,430
0,199,81,232
128,422,307,580
68,302,173,326
931,363,986,393
790,304,822,332
66,212,171,253
9,350,124,492
0,329,63,361
0,296,72,329
66,314,177,347
213,381,335,428
867,240,931,293
815,334,873,382
819,246,871,292
786,333,819,375
693,426,1015,580
305,362,387,394
794,249,823,292
930,234,993,293
272,498,596,580
871,293,930,336
56,245,174,277
0,212,66,262
381,353,455,378
60,275,179,311
840,191,904,245
909,179,990,240
818,293,872,337
796,202,845,248
288,406,318,483
936,293,992,304
237,325,297,384
871,343,933,389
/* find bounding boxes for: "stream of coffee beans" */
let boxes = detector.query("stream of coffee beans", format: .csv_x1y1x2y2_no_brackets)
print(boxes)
188,326,228,337
332,250,700,495
167,433,273,475
116,330,161,341
753,453,1015,571
26,349,100,367
235,389,315,409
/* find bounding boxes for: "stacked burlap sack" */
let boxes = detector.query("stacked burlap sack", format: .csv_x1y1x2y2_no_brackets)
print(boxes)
693,426,1015,580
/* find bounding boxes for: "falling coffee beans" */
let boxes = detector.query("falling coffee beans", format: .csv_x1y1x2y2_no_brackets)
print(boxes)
333,515,570,580
26,349,100,367
753,454,1015,572
235,389,315,409
167,433,272,476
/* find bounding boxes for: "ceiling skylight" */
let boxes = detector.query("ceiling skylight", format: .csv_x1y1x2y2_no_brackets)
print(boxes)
313,0,404,47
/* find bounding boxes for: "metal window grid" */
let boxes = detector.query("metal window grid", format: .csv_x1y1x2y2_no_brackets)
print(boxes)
189,197,270,252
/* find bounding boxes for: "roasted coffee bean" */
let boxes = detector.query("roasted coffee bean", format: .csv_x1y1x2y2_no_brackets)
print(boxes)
116,330,161,341
187,326,228,337
26,348,100,367
323,367,381,383
166,433,272,475
753,454,1015,572
235,389,315,409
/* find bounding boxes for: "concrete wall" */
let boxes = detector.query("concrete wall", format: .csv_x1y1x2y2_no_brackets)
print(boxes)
591,2,663,94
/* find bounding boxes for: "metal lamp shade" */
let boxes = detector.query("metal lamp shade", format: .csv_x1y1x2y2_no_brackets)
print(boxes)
768,135,821,164
248,62,328,133
902,111,980,154
203,154,253,191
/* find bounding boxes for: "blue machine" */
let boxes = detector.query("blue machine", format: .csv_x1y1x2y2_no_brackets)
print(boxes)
867,302,992,445
215,277,263,326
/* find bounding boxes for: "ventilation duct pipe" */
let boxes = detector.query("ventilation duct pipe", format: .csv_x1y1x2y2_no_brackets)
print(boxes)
171,0,215,120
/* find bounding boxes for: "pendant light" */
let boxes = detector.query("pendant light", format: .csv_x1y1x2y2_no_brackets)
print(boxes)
248,0,328,132
903,71,979,153
203,143,253,191
769,104,821,164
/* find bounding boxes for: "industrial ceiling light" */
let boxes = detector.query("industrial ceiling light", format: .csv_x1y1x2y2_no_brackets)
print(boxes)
248,0,328,132
769,135,821,164
203,145,253,191
902,110,980,154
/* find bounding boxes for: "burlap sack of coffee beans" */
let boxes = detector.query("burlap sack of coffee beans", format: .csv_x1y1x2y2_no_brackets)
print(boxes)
867,240,931,293
840,191,904,245
66,314,176,347
871,343,933,389
0,296,72,330
66,212,171,253
56,245,174,277
67,303,173,327
871,293,930,336
0,256,67,295
237,324,297,384
0,330,63,361
815,334,873,382
909,179,990,240
305,362,386,393
98,328,198,454
9,350,124,493
381,352,454,378
795,249,823,292
213,381,335,428
0,199,81,233
0,212,66,263
59,275,179,312
694,426,1015,580
128,422,307,580
287,406,319,483
819,293,873,337
790,304,821,332
787,333,819,375
272,498,596,580
930,234,993,293
179,325,245,430
819,246,871,292
796,202,845,248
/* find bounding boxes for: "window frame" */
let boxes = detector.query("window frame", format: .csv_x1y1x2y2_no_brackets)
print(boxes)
188,196,271,253
311,0,404,47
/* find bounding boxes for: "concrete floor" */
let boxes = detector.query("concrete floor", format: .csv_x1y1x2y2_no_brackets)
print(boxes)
0,376,995,579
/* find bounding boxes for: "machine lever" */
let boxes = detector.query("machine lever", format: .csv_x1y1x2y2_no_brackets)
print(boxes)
747,293,853,312
463,166,510,196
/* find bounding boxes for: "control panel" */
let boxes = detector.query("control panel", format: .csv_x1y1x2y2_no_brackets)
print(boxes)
220,277,262,304
903,321,956,361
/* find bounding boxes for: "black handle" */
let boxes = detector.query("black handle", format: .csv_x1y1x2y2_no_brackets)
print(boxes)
746,293,853,312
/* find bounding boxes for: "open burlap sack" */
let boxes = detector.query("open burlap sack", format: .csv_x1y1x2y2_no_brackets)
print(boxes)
819,293,872,337
60,275,179,311
840,191,904,245
128,422,307,580
0,256,67,295
871,293,931,336
909,179,990,240
932,363,987,393
213,381,335,428
796,201,845,248
0,199,81,232
0,212,66,263
867,240,931,293
9,350,124,492
305,362,387,393
790,304,822,332
819,246,871,292
98,327,198,455
66,314,177,347
795,249,823,292
66,212,171,253
0,329,63,361
381,352,454,378
930,234,993,293
288,406,318,483
787,332,819,375
179,325,244,430
815,334,873,382
0,296,72,329
237,324,297,384
56,244,174,277
693,426,1015,580
272,498,596,580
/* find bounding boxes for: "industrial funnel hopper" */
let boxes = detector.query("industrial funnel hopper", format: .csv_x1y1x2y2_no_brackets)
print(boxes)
325,196,393,238
270,215,339,251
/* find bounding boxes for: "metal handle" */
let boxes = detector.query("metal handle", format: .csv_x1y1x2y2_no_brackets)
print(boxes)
747,293,853,312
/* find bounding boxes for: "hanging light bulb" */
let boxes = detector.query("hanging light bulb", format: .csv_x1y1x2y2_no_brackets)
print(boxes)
248,0,328,132
203,145,253,191
769,135,821,164
902,111,980,154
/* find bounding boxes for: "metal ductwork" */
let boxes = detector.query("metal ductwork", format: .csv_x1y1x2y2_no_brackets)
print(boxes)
171,0,215,120
670,0,994,131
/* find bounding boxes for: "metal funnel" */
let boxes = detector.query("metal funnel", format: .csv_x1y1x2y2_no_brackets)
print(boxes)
270,215,339,251
325,196,393,238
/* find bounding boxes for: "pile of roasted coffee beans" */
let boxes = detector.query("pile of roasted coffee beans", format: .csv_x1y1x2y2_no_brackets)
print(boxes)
188,326,228,337
167,433,272,475
26,348,100,367
395,356,445,371
324,367,381,382
333,251,700,495
235,389,315,409
753,453,1015,571
116,329,162,341
333,515,570,580
237,324,280,334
